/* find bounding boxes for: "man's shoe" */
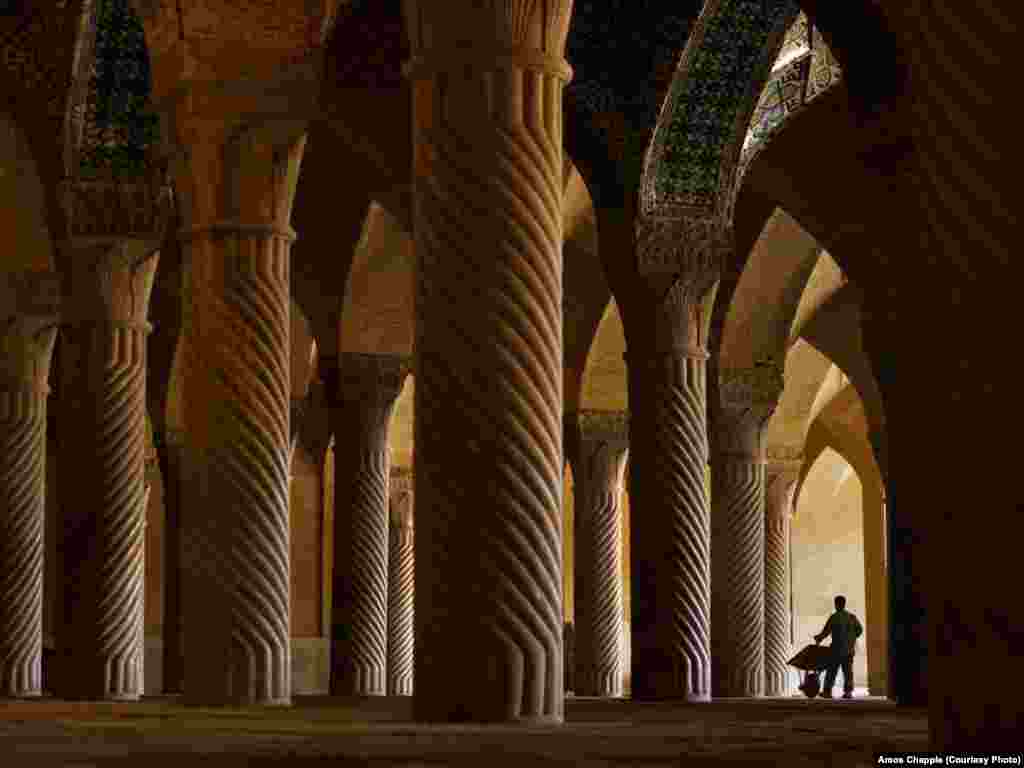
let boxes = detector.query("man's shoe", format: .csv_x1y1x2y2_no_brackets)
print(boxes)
820,691,833,699
842,692,853,699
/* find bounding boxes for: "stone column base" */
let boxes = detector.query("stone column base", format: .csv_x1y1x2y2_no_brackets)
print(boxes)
292,637,330,695
145,636,329,695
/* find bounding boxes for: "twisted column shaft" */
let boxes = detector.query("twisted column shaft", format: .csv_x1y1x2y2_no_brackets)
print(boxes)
387,467,414,696
569,411,627,698
0,284,58,698
763,457,799,697
174,121,306,706
324,353,408,696
404,0,573,723
627,352,711,701
711,457,764,697
709,367,781,698
0,388,47,698
181,224,293,705
57,248,156,701
618,210,722,703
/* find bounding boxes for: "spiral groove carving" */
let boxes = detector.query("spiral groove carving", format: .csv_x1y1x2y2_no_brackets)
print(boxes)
91,327,147,699
207,232,291,704
413,67,564,721
764,501,790,696
388,521,414,696
629,356,711,701
711,457,764,697
0,389,45,697
575,486,623,697
334,447,389,695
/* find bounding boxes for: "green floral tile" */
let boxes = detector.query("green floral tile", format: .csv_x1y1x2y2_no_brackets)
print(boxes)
78,0,159,179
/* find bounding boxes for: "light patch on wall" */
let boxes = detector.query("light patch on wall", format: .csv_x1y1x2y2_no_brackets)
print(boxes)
579,298,627,411
833,463,854,497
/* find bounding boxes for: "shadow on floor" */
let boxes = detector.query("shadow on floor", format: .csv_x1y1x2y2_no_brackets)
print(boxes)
0,695,927,768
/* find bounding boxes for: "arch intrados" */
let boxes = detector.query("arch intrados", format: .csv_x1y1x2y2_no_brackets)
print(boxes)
793,444,862,516
716,206,822,372
764,338,835,455
788,250,846,344
577,295,627,413
798,283,886,438
339,201,414,357
795,383,877,509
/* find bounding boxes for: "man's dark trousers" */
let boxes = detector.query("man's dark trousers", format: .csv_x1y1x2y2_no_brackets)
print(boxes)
824,653,854,694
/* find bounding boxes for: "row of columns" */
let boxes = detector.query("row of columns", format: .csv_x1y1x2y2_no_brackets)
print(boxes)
0,0,903,717
320,352,411,697
564,405,803,701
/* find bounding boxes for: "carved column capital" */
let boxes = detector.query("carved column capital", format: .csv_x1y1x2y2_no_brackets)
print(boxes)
58,169,175,253
0,272,62,392
566,410,629,501
766,445,803,463
713,364,784,459
337,352,411,408
62,240,160,332
403,0,574,81
765,455,802,522
622,271,721,368
578,409,629,449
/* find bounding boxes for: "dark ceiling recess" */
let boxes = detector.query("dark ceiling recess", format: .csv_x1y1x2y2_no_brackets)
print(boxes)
327,0,408,90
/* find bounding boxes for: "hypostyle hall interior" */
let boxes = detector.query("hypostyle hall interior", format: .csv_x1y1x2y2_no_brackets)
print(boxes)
0,1,1015,765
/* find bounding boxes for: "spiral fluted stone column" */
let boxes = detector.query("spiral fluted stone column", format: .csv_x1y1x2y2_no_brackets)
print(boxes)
175,120,305,706
568,410,627,698
0,273,59,698
403,0,572,723
762,454,800,697
324,353,409,696
387,467,414,696
621,218,720,701
57,245,159,700
710,366,782,698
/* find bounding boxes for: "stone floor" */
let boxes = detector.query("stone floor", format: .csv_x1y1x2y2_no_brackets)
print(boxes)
0,694,927,767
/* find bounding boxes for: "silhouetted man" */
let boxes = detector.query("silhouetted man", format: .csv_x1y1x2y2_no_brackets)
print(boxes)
814,595,863,699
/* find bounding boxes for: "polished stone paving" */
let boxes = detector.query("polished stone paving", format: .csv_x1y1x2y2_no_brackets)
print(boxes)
0,695,927,767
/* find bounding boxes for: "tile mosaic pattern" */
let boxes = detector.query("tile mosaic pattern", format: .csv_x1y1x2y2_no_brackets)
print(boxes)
724,20,843,224
75,0,159,178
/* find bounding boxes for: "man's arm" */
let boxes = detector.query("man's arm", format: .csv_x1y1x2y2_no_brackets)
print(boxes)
814,615,833,643
854,615,863,638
